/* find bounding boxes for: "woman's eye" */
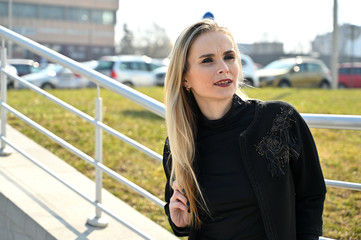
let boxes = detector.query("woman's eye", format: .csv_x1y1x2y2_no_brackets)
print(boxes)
224,54,235,60
201,58,213,63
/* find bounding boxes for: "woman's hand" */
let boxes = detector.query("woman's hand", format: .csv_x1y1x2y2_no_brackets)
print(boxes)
169,181,190,228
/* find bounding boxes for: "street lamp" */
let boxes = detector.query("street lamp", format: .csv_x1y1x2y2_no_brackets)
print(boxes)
331,0,338,89
8,0,13,58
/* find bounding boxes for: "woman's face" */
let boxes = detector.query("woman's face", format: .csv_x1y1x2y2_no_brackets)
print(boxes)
184,31,239,110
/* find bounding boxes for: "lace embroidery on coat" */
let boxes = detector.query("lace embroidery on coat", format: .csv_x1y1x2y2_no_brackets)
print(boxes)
256,106,301,177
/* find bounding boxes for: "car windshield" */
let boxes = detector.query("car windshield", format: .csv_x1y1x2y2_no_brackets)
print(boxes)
149,62,163,71
95,61,114,71
264,61,294,70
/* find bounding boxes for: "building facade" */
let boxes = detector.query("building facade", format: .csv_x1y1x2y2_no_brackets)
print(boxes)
312,24,361,58
251,42,284,55
0,0,118,61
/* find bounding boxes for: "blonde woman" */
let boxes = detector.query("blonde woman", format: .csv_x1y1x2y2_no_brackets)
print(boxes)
163,19,326,240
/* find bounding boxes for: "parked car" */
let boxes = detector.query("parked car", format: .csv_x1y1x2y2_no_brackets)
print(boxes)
94,55,165,87
338,62,361,88
14,64,91,89
153,66,168,86
240,54,259,87
80,60,99,88
0,63,18,88
257,57,331,88
7,59,41,77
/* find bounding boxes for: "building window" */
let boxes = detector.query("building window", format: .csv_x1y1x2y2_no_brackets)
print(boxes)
66,8,90,22
92,47,100,54
0,2,8,16
91,10,115,25
103,11,115,24
39,5,65,20
13,3,37,18
4,3,116,25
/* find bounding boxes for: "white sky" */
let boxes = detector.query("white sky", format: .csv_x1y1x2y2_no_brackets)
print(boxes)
116,0,361,53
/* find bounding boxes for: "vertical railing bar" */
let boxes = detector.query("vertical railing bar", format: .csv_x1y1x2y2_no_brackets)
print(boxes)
0,39,5,150
0,40,11,156
87,84,108,227
95,85,103,217
1,39,6,148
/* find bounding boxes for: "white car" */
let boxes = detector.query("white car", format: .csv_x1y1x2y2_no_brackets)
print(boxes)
153,66,168,86
95,55,164,87
240,54,259,87
14,64,91,89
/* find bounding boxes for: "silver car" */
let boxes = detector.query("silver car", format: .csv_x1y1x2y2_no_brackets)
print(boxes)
240,54,259,87
14,64,91,89
94,55,164,87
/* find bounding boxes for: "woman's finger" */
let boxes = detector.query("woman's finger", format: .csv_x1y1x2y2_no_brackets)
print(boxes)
171,189,189,206
169,199,189,213
172,181,187,197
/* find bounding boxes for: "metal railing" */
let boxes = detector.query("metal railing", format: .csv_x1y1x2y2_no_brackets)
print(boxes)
1,25,360,239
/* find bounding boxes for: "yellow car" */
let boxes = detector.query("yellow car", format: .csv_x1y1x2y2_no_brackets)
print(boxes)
257,57,331,88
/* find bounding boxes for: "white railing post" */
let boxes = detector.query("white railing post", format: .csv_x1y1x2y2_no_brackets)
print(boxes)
0,39,12,156
87,85,109,227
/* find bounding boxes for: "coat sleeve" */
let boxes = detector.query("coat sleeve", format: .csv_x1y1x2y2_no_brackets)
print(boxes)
289,107,327,239
162,138,190,236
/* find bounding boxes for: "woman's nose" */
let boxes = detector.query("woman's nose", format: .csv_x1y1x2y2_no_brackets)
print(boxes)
217,60,229,74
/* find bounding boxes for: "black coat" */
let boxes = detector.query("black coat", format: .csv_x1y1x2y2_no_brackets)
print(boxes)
163,99,327,240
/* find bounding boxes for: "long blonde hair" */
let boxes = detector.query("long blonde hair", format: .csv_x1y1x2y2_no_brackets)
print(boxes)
164,19,247,227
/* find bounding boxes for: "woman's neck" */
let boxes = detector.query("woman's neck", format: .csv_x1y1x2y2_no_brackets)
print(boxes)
196,97,233,120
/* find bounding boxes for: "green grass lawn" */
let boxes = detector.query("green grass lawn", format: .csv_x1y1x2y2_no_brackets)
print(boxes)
5,87,361,239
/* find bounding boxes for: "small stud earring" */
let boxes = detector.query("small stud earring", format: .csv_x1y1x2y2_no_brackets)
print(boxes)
186,87,191,92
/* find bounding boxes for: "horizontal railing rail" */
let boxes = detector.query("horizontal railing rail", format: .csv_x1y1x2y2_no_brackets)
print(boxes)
0,101,165,208
0,25,165,119
1,25,360,239
325,179,361,191
3,72,163,162
302,113,361,130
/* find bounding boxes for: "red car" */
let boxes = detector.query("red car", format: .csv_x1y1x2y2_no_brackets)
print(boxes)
338,63,361,88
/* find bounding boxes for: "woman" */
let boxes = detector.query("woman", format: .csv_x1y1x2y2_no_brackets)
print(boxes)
162,19,326,240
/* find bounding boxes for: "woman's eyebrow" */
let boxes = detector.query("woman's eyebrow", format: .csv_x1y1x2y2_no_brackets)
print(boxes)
199,49,235,58
199,53,214,59
198,49,235,59
224,50,235,55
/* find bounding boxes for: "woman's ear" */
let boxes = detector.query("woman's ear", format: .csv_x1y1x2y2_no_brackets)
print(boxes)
183,79,191,92
183,79,190,88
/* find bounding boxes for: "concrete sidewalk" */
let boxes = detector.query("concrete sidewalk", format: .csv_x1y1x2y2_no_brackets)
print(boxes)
0,124,178,240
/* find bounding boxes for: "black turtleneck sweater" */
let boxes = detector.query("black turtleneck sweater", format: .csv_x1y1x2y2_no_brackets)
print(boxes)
194,95,267,239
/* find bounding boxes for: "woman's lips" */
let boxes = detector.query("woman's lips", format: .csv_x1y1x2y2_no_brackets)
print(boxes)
214,79,233,87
